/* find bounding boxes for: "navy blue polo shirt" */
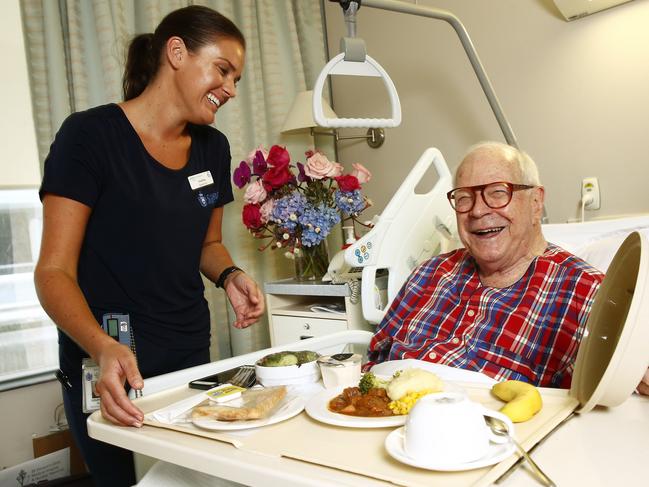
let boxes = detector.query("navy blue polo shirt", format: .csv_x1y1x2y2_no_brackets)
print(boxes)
40,104,233,371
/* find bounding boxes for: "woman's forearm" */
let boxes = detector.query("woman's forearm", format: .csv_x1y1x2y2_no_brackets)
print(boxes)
34,266,113,360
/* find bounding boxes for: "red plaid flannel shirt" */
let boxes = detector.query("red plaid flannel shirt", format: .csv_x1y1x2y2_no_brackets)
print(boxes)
367,245,603,387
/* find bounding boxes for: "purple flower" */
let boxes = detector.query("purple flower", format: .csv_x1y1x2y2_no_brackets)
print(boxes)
252,150,267,175
296,162,311,183
233,161,251,188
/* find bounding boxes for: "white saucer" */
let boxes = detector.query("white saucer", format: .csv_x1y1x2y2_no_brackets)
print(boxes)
385,427,516,471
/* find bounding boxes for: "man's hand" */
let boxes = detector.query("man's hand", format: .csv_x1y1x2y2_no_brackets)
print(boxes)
94,341,144,427
224,272,265,329
637,368,649,396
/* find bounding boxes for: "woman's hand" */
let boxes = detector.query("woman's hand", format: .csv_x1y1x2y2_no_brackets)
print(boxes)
94,341,145,427
224,272,265,329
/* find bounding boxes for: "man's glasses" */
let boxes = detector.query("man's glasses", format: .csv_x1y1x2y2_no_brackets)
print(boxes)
446,181,535,213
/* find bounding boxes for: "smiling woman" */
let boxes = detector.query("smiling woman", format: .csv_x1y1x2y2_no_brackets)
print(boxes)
19,0,329,480
32,6,265,487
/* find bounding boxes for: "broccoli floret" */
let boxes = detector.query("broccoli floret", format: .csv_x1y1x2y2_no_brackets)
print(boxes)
358,372,391,394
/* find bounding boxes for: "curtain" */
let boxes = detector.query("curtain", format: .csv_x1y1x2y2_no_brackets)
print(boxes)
21,0,332,359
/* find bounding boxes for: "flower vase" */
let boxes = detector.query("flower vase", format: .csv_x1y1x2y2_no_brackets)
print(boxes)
294,241,330,281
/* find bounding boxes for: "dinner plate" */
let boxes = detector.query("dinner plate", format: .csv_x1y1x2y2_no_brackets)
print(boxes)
192,394,306,431
371,359,497,385
385,427,516,471
305,385,407,428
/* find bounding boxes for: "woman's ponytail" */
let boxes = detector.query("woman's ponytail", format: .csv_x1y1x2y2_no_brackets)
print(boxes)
122,33,157,101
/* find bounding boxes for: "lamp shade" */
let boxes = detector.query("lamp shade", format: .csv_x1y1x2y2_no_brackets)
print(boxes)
553,0,633,20
281,90,337,133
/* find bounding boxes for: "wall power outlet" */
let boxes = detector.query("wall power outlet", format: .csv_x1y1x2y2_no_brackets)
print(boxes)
581,177,600,210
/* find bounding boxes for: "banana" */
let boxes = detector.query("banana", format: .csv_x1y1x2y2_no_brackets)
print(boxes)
491,380,543,423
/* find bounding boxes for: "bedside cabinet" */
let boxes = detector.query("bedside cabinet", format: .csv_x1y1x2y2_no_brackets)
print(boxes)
264,278,373,346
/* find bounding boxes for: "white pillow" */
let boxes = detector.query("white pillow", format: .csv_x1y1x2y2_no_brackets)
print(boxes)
573,234,627,273
542,216,649,273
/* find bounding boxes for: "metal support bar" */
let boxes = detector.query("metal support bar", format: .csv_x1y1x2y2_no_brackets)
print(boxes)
360,0,519,148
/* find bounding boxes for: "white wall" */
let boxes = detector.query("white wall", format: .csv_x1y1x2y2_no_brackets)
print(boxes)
323,0,649,223
1,0,40,187
0,0,58,470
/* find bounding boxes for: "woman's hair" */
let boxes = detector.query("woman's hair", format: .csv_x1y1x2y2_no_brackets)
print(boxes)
122,5,245,101
456,141,542,186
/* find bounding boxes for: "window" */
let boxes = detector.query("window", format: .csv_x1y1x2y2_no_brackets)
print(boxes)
0,189,57,390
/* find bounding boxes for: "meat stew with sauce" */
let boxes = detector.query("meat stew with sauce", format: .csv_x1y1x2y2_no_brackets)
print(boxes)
328,386,394,417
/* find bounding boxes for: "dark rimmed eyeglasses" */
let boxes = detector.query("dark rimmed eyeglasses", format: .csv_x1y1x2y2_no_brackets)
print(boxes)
446,181,536,213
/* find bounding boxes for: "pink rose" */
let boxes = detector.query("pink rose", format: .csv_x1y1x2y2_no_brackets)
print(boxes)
245,145,268,164
305,153,343,179
350,163,371,184
243,179,267,204
260,199,274,224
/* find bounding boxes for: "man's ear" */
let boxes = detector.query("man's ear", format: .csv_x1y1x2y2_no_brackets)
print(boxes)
532,186,545,221
166,36,187,69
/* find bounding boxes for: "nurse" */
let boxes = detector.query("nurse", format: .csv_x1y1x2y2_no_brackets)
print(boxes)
34,6,263,486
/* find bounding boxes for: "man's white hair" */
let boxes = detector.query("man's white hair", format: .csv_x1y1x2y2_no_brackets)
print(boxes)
456,141,542,186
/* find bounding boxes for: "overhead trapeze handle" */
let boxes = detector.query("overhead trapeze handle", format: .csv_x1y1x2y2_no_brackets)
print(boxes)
312,52,402,129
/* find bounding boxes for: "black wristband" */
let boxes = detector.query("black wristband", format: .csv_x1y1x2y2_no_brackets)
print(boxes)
215,266,242,288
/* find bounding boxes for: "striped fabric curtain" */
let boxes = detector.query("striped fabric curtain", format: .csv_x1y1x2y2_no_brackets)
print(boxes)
20,0,331,359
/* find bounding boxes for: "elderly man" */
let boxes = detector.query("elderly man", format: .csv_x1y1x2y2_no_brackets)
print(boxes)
367,141,603,388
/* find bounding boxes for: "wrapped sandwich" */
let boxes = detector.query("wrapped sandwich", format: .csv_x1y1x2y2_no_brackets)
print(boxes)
192,385,287,421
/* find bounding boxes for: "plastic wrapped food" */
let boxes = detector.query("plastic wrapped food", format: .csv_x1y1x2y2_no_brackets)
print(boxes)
192,386,287,421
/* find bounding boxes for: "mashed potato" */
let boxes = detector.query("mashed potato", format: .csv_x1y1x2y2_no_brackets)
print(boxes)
386,368,443,401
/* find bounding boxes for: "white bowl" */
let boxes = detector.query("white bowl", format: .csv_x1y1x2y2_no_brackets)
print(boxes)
255,359,321,387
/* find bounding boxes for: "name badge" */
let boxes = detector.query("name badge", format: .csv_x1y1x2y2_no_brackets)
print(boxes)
188,171,214,190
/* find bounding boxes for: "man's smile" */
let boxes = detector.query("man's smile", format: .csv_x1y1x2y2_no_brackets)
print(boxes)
471,226,505,237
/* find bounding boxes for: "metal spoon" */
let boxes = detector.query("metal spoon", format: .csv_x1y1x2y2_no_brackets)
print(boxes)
485,416,556,487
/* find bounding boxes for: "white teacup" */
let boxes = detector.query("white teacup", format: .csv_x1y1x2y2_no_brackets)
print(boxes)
403,392,513,465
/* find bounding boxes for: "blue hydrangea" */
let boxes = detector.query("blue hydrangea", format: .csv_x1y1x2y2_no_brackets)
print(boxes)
334,189,365,215
271,191,307,230
299,203,341,246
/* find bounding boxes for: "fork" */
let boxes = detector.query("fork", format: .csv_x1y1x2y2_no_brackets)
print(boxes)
229,365,256,388
485,416,556,487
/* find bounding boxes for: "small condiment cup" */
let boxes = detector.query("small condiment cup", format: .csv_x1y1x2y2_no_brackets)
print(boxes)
317,353,362,388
